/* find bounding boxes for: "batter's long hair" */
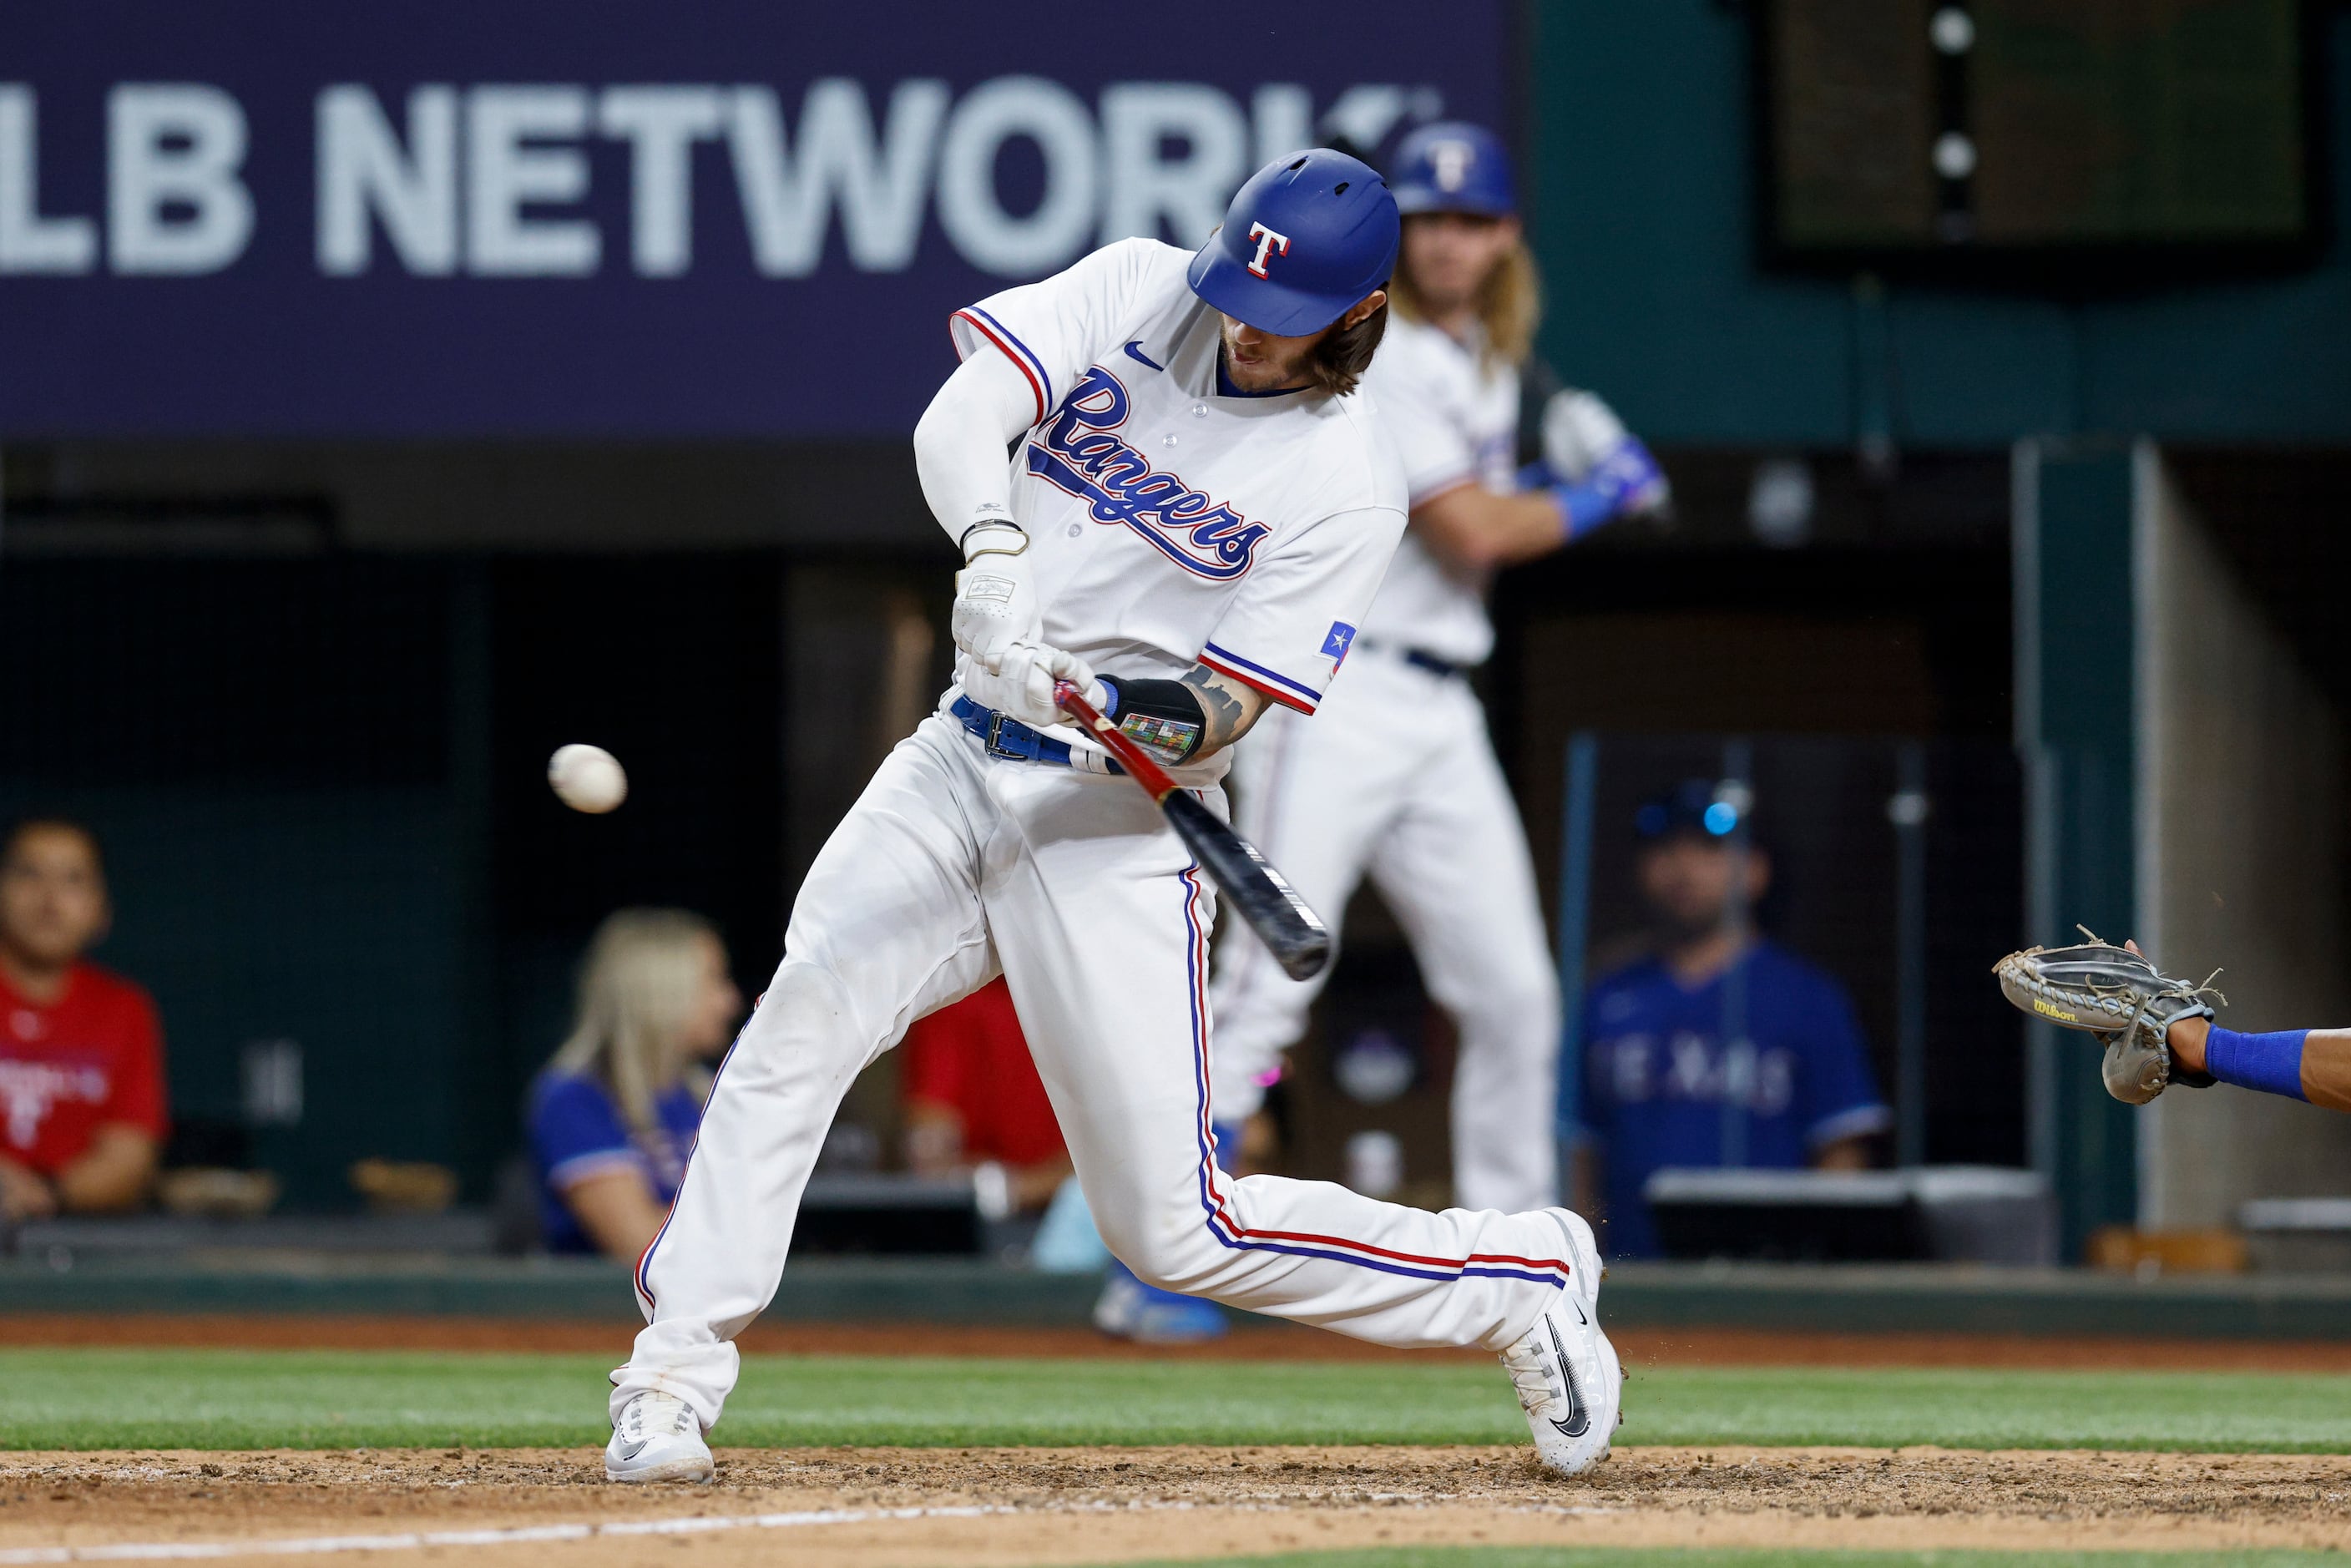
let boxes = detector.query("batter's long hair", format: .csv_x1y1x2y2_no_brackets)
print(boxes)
1303,298,1390,397
1389,231,1542,370
549,908,718,1138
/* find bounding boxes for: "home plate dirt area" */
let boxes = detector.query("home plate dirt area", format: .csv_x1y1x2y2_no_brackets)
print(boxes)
3,1444,2349,1567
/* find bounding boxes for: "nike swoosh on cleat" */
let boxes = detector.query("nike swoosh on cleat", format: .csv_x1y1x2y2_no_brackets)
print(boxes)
1545,1318,1590,1439
614,1439,650,1461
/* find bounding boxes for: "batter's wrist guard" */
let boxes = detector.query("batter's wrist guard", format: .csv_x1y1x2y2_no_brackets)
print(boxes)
960,518,1028,560
1095,676,1206,766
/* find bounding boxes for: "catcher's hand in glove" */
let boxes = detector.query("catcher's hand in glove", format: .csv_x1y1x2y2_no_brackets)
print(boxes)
1992,930,2225,1105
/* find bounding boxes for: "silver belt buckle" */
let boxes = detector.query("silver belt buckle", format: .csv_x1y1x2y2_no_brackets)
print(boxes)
983,711,1024,761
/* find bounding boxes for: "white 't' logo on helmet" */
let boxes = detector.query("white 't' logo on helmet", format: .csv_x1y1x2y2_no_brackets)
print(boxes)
1430,140,1475,192
1245,222,1292,279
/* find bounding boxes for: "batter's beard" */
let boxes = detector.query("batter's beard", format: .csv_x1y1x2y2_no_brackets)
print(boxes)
1217,329,1309,393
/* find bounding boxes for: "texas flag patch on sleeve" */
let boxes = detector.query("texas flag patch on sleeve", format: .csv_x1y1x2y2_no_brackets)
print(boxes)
1321,622,1357,665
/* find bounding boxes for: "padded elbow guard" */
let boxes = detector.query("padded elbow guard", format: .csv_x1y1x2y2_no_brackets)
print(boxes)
1099,677,1207,765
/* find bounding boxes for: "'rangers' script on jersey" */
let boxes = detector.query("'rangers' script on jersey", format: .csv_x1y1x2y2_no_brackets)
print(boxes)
1028,367,1272,580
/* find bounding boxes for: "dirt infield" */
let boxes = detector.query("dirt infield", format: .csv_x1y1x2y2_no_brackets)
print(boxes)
3,1444,2348,1565
7,1312,2351,1371
10,1315,2349,1562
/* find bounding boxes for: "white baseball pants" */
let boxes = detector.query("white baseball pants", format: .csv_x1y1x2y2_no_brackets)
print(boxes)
612,711,1580,1429
1211,648,1562,1213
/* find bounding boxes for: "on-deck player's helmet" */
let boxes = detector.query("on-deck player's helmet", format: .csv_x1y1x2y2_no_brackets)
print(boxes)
1186,149,1399,338
1388,121,1518,219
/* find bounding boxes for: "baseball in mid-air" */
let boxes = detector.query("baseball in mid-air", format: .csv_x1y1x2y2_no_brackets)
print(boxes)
548,743,628,814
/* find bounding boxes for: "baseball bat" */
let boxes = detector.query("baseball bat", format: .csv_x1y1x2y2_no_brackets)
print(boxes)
1054,680,1330,981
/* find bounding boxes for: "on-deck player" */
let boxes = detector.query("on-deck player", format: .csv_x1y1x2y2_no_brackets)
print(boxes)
1206,124,1667,1219
601,149,1622,1484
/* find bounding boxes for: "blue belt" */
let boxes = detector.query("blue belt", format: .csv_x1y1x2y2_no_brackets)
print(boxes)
1357,638,1470,680
950,695,1121,772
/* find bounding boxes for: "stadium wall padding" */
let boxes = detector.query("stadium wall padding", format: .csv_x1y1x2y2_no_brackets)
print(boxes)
2015,442,2142,1255
2137,448,2351,1230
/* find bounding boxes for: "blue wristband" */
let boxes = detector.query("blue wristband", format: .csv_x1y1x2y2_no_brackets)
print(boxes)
1552,479,1620,539
1096,676,1121,718
2205,1026,2310,1100
1550,437,1665,541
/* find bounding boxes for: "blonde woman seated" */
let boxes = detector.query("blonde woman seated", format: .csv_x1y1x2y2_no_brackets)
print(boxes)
528,910,743,1261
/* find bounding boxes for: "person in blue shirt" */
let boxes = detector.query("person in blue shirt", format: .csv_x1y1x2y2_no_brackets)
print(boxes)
528,909,743,1259
1573,781,1890,1259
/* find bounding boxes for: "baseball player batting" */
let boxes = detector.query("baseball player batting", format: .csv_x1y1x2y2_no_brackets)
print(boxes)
602,149,1621,1485
1207,124,1668,1218
1998,935,2351,1112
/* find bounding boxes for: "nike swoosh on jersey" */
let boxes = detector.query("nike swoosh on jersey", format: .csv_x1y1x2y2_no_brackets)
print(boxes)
1123,340,1165,371
1545,1318,1590,1439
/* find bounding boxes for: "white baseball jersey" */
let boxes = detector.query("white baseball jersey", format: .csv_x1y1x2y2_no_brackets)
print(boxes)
948,238,1408,759
1350,312,1522,668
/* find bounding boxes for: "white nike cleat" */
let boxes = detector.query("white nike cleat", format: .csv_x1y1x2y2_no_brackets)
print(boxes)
1499,1208,1623,1476
604,1391,714,1483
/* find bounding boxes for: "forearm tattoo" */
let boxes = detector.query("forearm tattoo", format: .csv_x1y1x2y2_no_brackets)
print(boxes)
1181,665,1256,755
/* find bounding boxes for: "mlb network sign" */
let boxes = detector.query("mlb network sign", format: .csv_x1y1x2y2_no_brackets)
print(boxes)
1,3,1503,439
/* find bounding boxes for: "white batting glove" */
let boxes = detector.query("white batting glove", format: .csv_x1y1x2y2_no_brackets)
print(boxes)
951,522,1040,675
962,640,1106,731
1540,389,1631,484
1540,387,1671,522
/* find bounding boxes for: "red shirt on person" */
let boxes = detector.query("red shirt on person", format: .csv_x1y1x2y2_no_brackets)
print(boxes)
0,963,168,1176
898,979,1064,1167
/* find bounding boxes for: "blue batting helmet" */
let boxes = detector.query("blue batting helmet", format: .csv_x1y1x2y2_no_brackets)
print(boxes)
1187,149,1399,337
1389,122,1517,218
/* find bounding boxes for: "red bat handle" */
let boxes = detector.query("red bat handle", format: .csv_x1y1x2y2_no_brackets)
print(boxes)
1054,680,1177,800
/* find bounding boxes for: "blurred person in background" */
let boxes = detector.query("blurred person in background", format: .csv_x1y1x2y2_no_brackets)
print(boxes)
898,975,1071,1210
0,817,167,1220
1209,121,1668,1226
1574,781,1888,1259
529,909,742,1261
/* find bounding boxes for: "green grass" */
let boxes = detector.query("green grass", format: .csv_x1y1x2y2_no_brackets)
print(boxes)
4,1349,2351,1453
1105,1554,2351,1567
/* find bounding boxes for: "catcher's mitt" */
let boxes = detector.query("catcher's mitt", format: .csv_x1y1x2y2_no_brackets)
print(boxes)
1992,930,2223,1105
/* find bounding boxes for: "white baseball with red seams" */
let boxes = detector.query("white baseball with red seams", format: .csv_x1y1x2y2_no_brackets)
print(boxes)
607,237,1595,1437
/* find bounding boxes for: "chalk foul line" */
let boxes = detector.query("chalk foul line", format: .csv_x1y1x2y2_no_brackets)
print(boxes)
0,1505,1013,1564
0,1496,1620,1563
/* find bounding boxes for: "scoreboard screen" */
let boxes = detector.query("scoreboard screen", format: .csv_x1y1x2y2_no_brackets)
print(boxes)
1761,0,2318,271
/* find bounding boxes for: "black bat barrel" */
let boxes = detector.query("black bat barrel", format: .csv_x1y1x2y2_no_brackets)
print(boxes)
1162,790,1330,981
